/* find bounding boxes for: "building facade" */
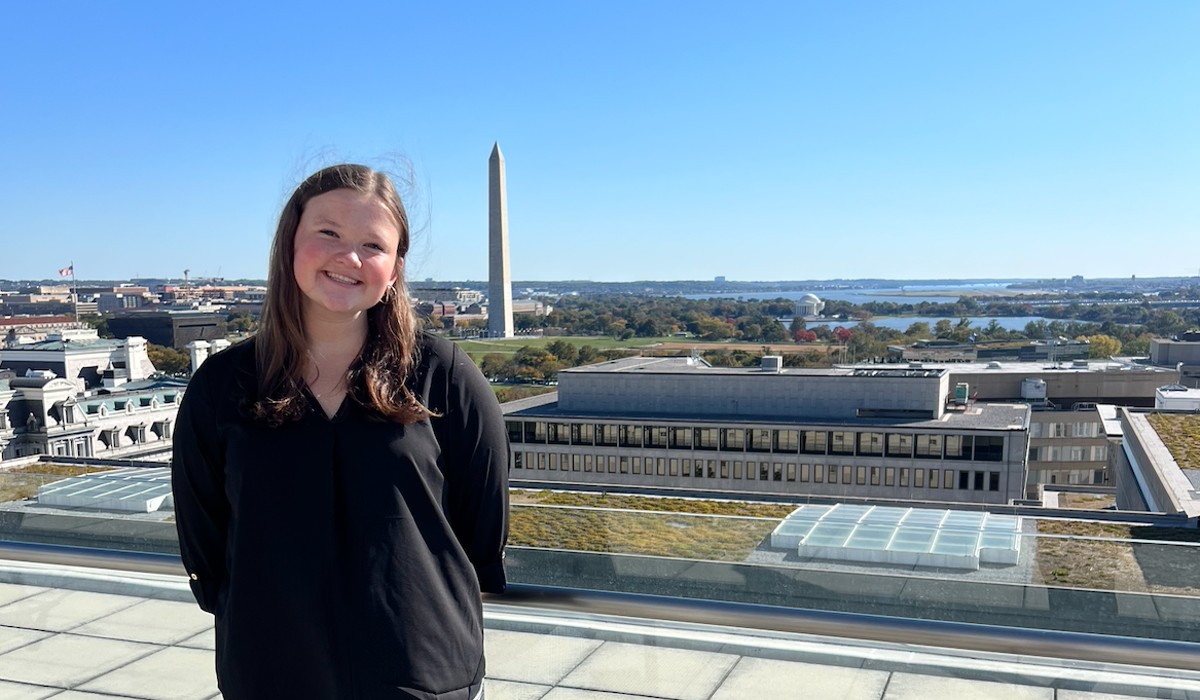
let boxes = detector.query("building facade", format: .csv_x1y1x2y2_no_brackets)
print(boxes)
503,357,1031,505
107,311,224,349
2,315,84,344
0,331,156,393
0,375,186,461
795,293,826,317
894,340,1091,364
1150,331,1200,388
411,287,485,305
930,359,1178,489
0,329,184,462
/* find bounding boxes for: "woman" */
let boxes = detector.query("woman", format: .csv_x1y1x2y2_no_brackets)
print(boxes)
172,164,508,700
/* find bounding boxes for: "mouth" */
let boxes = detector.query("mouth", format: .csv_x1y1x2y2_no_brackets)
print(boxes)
323,271,361,285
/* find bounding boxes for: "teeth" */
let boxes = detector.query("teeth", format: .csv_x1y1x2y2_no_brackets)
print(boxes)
325,271,359,284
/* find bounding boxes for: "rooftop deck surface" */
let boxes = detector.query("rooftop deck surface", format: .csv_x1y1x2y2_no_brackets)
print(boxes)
3,563,1198,700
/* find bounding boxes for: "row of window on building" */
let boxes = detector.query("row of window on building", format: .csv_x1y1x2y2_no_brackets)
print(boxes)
52,438,93,457
43,420,173,458
1029,445,1108,462
506,421,1007,462
1028,421,1102,439
512,450,1004,492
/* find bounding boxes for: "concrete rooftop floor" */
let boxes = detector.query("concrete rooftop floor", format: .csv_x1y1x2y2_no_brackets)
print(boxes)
1,559,1198,700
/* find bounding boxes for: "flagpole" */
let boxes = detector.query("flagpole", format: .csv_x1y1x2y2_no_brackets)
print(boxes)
71,261,78,323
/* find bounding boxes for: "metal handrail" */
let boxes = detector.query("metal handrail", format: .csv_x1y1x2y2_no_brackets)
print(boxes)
0,540,184,576
3,539,1198,673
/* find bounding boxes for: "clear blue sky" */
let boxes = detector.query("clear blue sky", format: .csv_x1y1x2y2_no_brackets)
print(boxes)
1,2,1196,283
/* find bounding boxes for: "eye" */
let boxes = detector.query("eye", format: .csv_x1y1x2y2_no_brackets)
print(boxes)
365,242,385,252
319,229,338,238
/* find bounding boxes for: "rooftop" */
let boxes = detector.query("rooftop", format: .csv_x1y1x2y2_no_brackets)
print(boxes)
505,395,1031,431
2,563,1197,700
3,338,127,353
2,465,1199,699
562,356,949,378
1146,413,1200,474
867,359,1179,375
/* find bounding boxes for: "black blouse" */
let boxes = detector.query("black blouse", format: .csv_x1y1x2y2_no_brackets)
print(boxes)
171,333,508,700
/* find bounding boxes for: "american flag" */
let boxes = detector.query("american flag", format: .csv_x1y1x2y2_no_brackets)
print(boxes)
58,265,73,277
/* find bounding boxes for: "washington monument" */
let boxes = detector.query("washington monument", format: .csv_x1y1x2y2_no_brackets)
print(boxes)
488,142,514,338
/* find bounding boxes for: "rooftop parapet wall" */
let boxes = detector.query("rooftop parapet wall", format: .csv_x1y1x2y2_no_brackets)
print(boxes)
1118,408,1200,519
951,367,1178,405
1151,337,1200,366
558,359,950,420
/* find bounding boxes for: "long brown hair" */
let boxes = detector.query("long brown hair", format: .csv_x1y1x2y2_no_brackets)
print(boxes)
253,164,430,426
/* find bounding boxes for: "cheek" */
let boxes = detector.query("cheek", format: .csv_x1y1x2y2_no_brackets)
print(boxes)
292,240,321,278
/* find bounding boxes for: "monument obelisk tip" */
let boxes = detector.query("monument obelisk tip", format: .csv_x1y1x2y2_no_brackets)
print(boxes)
490,142,503,160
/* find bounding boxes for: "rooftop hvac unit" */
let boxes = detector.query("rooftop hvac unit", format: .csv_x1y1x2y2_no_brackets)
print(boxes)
954,382,970,405
1021,378,1047,400
761,355,783,372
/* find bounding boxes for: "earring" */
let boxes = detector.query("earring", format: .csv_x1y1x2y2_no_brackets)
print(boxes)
381,285,396,304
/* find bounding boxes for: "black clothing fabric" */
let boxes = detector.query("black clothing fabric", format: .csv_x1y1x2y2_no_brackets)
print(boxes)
171,333,508,700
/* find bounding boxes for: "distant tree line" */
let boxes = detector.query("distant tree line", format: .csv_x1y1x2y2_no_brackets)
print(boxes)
480,340,639,383
471,293,1197,355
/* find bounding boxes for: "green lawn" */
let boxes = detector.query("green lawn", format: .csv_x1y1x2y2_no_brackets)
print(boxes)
509,491,793,561
452,335,816,361
453,335,679,360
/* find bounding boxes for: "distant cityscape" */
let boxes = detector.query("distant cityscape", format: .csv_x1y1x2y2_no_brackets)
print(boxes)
4,273,1200,297
2,268,1198,511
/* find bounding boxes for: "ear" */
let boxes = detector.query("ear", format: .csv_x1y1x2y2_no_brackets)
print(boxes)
390,257,403,288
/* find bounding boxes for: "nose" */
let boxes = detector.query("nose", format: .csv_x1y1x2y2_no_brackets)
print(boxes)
335,243,362,267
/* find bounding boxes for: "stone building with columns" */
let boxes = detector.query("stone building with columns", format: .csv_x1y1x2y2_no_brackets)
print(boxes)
0,329,188,463
0,373,187,461
186,338,232,373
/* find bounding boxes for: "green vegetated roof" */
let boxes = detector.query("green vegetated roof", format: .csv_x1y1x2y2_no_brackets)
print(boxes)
1146,413,1200,472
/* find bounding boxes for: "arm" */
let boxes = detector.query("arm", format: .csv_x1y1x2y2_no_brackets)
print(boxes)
171,365,229,613
443,342,509,594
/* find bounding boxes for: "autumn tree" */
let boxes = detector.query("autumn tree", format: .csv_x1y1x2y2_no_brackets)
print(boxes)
576,345,599,364
147,343,191,376
225,311,257,334
80,313,113,338
545,340,579,365
904,321,931,339
1079,334,1122,358
479,353,516,381
1122,334,1152,356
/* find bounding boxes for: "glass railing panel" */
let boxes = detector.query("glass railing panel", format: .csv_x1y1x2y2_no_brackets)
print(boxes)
0,468,179,553
2,480,1199,645
506,503,1200,642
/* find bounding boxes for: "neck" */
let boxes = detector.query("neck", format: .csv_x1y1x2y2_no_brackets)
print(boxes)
303,310,368,360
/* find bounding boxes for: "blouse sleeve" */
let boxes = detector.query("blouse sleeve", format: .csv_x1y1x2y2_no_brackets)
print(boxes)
442,342,510,594
171,363,230,613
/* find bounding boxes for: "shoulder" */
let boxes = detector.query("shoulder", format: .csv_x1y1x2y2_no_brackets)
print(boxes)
414,332,492,402
415,331,456,364
415,331,477,377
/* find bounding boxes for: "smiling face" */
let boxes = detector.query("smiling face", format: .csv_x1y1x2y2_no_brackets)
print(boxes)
292,188,402,326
